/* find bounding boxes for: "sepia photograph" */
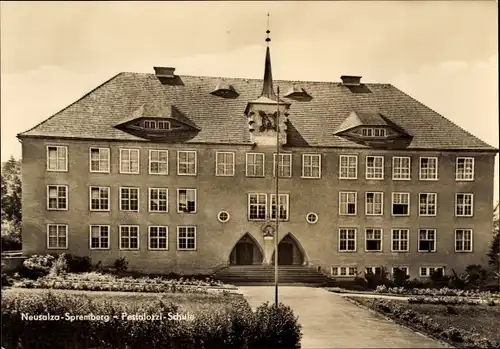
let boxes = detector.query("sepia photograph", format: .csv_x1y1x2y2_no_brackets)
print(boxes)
1,1,499,348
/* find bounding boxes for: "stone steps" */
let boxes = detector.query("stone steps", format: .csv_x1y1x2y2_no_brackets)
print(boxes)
214,265,334,286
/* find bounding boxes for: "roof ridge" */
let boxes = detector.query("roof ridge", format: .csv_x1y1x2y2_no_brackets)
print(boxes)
390,85,497,149
17,73,124,138
120,71,390,86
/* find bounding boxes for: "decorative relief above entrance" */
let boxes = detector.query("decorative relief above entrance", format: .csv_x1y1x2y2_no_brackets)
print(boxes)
261,221,276,240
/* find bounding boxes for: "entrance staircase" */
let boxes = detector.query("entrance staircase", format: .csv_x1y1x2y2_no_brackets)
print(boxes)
214,265,335,286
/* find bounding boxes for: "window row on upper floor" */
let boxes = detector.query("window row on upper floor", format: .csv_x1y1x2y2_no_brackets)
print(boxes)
46,223,473,254
46,145,475,181
46,185,475,218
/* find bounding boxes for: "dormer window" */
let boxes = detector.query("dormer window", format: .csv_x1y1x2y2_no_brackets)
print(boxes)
144,120,156,129
158,121,170,130
361,127,386,137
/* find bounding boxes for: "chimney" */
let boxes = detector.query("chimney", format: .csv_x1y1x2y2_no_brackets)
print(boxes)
154,67,176,78
340,75,362,86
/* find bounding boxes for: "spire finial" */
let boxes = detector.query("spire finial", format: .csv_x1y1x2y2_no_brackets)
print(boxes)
266,12,271,44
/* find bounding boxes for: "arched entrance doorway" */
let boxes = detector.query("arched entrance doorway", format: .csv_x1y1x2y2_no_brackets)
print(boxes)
229,233,264,265
271,233,306,265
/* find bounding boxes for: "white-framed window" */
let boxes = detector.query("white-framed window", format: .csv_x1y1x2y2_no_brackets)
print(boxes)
246,153,265,177
47,185,68,210
120,187,139,212
420,266,445,277
455,229,473,252
365,192,383,215
419,157,438,180
177,189,196,213
361,127,386,137
217,211,230,223
365,266,382,274
149,149,169,175
339,192,357,215
270,194,289,221
158,120,171,130
47,145,68,172
149,226,168,250
177,226,196,250
149,188,168,212
120,148,140,174
274,153,292,178
216,151,235,176
89,186,110,211
339,155,357,179
302,154,321,178
89,147,110,173
418,229,436,252
456,157,474,181
456,193,473,217
419,193,437,216
177,150,197,176
47,224,68,249
392,192,410,216
306,212,318,224
248,193,267,220
366,156,384,180
119,225,139,250
331,266,357,277
392,156,411,180
391,229,409,252
392,266,409,276
89,225,110,249
365,229,383,252
339,228,356,252
144,120,156,129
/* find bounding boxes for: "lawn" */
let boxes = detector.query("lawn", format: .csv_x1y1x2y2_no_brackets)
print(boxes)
2,287,242,314
349,296,500,348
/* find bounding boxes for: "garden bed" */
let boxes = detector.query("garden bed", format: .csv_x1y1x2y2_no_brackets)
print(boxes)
13,272,235,294
1,288,302,349
375,285,499,298
348,296,500,348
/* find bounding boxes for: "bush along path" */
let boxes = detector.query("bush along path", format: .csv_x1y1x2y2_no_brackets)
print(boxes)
1,291,302,349
348,296,500,348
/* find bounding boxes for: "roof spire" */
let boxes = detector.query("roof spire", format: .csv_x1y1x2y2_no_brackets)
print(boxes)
261,12,276,100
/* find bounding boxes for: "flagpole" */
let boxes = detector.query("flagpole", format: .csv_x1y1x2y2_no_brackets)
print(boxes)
275,86,280,307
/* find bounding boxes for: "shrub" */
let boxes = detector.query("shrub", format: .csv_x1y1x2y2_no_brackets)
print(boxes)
49,254,69,276
430,269,450,288
249,302,302,348
64,254,92,273
464,264,489,289
1,291,302,349
20,254,56,279
392,267,410,287
364,267,393,289
114,257,129,273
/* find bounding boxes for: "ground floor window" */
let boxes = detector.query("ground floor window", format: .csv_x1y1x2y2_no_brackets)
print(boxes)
455,229,472,252
177,226,196,250
47,224,68,249
90,225,109,249
338,228,356,251
331,266,357,277
365,266,382,274
120,225,139,250
420,266,445,277
149,226,168,250
392,266,409,276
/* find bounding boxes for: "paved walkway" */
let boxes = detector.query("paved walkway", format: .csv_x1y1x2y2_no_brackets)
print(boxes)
239,286,451,349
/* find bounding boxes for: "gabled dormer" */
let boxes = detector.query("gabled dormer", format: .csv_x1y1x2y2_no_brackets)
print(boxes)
334,111,412,148
284,84,312,101
211,79,239,99
114,104,200,140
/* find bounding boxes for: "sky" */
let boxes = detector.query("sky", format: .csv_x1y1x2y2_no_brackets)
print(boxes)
1,1,498,201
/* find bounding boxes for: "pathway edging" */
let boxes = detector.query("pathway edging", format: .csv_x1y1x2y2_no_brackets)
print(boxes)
345,296,454,348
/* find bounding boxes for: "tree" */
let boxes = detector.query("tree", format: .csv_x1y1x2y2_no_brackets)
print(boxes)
1,156,22,251
1,156,22,225
488,202,499,271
